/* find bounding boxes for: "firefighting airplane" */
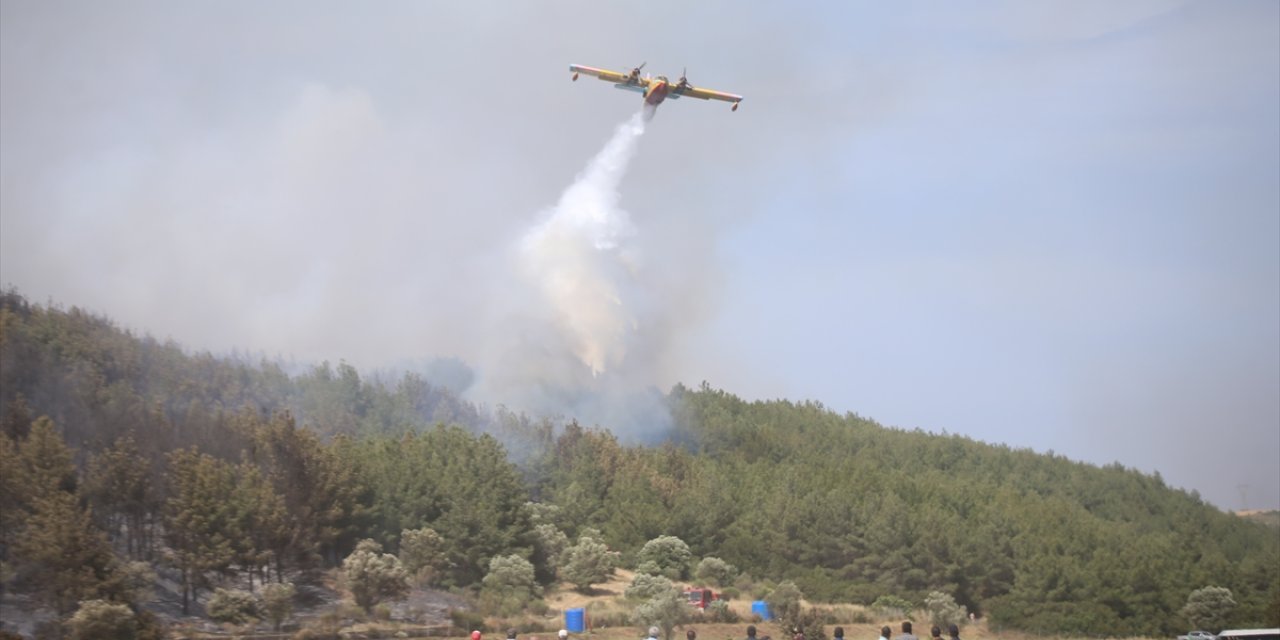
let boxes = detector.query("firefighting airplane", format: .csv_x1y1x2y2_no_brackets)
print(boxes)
569,62,743,112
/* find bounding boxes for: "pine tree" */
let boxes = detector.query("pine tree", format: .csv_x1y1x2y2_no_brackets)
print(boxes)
230,463,291,589
1,393,33,441
11,491,124,613
20,416,77,498
0,435,28,564
163,448,238,614
84,433,154,558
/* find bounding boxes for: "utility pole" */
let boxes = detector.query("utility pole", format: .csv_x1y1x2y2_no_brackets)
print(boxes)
1236,483,1250,511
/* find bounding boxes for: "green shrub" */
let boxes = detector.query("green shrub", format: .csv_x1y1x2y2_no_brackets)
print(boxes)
449,608,486,634
810,607,839,624
705,600,740,623
587,607,633,628
632,588,690,640
343,539,410,616
767,581,827,640
923,591,967,627
481,555,541,616
626,573,677,601
636,536,692,581
67,600,137,640
635,560,663,577
263,582,297,632
1181,586,1236,633
561,536,619,592
207,588,261,625
292,629,337,640
400,527,449,586
135,609,167,640
695,557,738,588
872,594,914,620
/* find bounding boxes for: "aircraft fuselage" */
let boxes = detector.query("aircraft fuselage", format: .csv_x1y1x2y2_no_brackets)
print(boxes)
644,79,670,106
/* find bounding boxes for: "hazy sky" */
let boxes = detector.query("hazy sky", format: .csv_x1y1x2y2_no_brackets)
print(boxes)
2,1,1277,510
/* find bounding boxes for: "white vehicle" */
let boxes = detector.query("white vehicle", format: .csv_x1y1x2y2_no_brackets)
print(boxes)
1218,630,1280,640
1180,632,1217,640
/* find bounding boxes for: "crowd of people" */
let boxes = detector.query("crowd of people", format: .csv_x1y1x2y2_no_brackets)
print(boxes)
472,620,963,640
782,621,962,640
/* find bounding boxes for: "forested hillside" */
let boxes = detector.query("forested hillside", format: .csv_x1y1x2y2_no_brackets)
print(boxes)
1,290,1276,637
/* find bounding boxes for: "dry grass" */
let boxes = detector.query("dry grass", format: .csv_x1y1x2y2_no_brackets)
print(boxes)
546,569,640,610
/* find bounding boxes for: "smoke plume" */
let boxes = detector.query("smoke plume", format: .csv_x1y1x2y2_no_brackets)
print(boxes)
521,111,646,376
471,111,671,437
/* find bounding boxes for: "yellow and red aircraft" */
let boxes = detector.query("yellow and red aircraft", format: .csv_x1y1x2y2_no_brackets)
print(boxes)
569,62,743,112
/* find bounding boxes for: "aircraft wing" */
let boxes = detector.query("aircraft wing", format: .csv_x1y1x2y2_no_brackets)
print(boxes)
570,64,647,86
672,85,743,105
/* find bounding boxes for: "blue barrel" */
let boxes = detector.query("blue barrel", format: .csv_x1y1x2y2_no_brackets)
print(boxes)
566,608,585,633
751,600,772,621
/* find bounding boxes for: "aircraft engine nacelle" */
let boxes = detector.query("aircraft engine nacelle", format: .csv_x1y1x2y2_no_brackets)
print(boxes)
732,102,739,111
572,72,580,81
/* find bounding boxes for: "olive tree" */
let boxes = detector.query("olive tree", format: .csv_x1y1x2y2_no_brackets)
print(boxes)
626,573,677,601
767,581,827,640
695,557,738,587
343,539,410,616
481,554,540,616
632,584,689,640
636,535,692,580
532,522,572,585
924,591,968,626
561,535,619,592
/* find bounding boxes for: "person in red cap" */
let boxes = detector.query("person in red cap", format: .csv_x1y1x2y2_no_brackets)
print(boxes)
472,632,483,640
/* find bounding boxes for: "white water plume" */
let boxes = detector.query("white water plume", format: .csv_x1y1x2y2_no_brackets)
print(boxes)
520,111,647,376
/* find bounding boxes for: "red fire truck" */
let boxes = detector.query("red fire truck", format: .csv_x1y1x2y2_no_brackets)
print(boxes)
684,588,719,609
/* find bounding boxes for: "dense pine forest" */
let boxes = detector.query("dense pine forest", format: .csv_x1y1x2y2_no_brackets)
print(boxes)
1,290,1277,637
